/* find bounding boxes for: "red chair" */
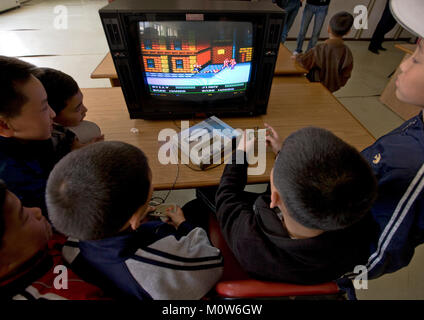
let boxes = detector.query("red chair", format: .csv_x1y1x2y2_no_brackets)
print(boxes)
208,213,346,300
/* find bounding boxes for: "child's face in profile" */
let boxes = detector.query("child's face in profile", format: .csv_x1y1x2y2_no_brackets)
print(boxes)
396,38,424,107
54,89,87,127
3,76,56,140
0,191,52,279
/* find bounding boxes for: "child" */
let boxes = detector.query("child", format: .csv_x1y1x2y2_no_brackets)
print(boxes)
33,67,104,144
215,125,377,284
46,141,223,300
0,56,76,215
294,0,331,54
360,0,424,279
0,180,106,300
293,11,354,92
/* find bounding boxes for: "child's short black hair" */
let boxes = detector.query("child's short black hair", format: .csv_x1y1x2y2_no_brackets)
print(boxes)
0,56,36,118
46,141,151,240
32,67,79,115
273,127,377,231
330,11,354,37
0,180,8,248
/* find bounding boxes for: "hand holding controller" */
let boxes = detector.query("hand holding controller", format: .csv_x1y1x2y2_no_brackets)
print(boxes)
149,203,186,228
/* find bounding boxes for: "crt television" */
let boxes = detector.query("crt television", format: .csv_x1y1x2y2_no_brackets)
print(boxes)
99,0,286,119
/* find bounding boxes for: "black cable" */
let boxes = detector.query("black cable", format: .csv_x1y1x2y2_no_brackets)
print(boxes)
149,162,180,205
162,162,180,203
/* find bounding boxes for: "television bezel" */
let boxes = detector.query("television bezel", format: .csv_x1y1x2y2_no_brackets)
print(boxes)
100,0,285,119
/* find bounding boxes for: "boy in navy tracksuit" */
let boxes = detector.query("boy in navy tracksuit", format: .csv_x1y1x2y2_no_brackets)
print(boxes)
358,0,424,278
46,141,223,300
361,114,424,278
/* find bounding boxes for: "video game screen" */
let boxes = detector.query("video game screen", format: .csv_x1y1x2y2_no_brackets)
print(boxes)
138,21,253,101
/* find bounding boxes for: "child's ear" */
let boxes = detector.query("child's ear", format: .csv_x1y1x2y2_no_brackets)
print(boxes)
270,190,281,209
128,204,148,231
0,118,14,138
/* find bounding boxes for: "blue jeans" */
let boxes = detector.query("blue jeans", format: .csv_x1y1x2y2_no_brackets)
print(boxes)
295,3,329,53
281,0,302,43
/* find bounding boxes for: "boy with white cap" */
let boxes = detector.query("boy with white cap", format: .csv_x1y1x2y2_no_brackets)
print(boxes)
361,0,424,279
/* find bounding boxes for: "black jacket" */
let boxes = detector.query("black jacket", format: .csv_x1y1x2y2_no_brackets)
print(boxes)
0,125,74,216
306,0,330,6
215,150,376,284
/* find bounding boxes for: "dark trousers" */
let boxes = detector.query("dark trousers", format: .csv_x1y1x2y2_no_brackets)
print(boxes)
369,0,397,49
280,0,302,43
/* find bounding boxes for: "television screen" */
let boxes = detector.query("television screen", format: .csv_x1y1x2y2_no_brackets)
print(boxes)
138,21,253,101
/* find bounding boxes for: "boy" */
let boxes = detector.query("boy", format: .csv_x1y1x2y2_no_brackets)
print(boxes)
360,0,424,279
294,0,331,54
215,125,377,284
294,11,354,92
46,141,223,300
0,56,73,215
33,67,104,144
0,180,106,300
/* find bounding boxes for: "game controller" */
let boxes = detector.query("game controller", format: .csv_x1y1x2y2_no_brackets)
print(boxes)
149,203,177,222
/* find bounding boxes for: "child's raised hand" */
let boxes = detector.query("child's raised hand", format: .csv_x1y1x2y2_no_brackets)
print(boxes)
264,123,283,155
164,205,186,229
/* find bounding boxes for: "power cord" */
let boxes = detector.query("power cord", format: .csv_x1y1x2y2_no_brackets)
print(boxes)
149,162,180,206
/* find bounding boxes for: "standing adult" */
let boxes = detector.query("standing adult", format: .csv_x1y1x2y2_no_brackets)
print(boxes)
294,0,331,54
368,0,398,54
274,0,304,43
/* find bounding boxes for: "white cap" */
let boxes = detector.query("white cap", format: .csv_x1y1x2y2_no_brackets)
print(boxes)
390,0,424,38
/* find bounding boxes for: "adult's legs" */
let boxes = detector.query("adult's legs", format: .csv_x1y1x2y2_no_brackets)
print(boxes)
281,0,302,43
369,0,397,52
295,3,315,53
307,5,329,52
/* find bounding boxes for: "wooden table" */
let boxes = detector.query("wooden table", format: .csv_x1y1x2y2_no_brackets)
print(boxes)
380,43,421,120
394,43,417,55
274,44,307,76
81,78,374,190
90,44,307,86
90,53,120,87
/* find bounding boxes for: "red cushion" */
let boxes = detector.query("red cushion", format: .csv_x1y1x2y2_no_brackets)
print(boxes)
216,279,340,298
208,213,340,298
208,213,250,281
